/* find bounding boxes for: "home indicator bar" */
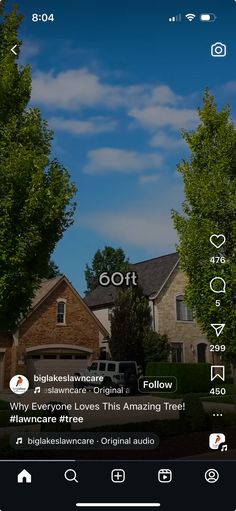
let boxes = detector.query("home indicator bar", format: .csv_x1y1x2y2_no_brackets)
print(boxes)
76,504,161,508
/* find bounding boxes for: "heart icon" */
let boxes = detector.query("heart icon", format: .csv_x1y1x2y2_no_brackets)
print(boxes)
210,234,226,249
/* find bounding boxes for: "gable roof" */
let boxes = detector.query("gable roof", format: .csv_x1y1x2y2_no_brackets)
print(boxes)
84,252,179,308
30,276,63,309
21,275,109,336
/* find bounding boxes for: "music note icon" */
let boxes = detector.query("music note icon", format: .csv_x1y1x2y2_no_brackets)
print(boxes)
16,437,23,445
221,444,228,452
34,386,41,394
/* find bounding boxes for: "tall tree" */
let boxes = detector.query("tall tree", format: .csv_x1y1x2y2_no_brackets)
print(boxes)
110,286,151,365
44,260,62,279
143,330,170,364
172,91,236,397
85,246,129,292
0,2,77,331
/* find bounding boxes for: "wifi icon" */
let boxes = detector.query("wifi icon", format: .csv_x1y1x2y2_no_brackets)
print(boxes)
185,13,196,22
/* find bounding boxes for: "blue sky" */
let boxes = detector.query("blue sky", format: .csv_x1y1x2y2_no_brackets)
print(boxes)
8,0,236,293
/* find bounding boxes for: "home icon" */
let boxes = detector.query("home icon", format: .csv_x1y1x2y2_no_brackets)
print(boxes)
17,469,32,483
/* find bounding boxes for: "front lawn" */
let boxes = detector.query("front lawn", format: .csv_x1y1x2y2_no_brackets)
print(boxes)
151,384,235,405
201,384,235,404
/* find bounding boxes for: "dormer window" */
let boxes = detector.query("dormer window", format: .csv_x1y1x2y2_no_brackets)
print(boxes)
57,300,66,324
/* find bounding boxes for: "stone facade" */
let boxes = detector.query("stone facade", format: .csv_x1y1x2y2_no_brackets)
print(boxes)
92,264,212,364
154,266,211,363
0,278,108,389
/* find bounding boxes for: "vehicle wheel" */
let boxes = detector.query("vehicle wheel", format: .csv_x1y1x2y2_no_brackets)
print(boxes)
125,373,138,395
102,377,112,387
74,373,84,389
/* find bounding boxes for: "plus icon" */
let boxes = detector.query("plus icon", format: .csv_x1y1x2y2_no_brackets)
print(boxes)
111,469,126,483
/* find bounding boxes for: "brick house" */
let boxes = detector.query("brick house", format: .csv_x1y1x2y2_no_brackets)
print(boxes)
0,275,108,389
84,253,212,364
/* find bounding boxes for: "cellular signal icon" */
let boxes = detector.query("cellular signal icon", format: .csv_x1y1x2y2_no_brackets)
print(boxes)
169,13,181,22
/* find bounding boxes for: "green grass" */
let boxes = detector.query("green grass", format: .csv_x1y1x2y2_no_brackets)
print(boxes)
201,384,234,404
202,395,234,404
151,385,235,405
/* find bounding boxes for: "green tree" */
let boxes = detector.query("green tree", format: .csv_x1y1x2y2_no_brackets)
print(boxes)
143,330,170,364
0,2,77,331
44,260,62,279
110,286,151,365
172,91,236,400
85,246,129,292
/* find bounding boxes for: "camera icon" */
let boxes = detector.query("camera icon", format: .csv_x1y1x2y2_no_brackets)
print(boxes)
211,42,226,57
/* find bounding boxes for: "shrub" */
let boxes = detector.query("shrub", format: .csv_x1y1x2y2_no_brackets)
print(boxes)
146,362,211,393
0,401,10,410
180,393,208,431
143,331,170,364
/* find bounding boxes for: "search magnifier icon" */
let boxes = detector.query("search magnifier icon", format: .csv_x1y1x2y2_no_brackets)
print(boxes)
64,469,78,483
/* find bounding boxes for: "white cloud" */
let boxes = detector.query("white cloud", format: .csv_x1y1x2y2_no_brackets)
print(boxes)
139,174,160,184
49,116,117,135
149,131,186,149
80,180,183,250
129,105,198,131
31,68,150,110
32,69,104,109
222,81,236,93
31,65,186,113
20,40,40,63
82,208,178,250
83,148,163,174
150,86,181,106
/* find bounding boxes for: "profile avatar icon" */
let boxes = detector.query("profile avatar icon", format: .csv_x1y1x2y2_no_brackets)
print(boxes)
9,375,29,395
205,469,219,484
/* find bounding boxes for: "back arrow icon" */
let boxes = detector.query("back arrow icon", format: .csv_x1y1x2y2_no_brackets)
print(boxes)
11,45,18,56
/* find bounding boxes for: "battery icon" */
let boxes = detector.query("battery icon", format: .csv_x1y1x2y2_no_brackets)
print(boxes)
200,13,217,22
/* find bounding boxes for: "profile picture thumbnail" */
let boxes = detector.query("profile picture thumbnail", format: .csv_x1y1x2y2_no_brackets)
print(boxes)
9,375,29,395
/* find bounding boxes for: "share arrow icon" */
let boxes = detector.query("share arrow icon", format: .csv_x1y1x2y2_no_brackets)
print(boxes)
211,323,225,337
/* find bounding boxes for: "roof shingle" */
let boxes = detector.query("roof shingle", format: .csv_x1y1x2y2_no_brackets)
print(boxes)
84,252,179,308
30,276,63,310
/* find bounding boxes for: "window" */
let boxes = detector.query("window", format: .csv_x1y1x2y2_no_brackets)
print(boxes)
107,363,116,372
170,343,183,363
99,362,106,371
57,301,66,324
176,295,193,321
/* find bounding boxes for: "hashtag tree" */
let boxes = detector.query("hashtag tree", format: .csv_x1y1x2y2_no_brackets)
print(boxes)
0,2,77,331
172,91,236,401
